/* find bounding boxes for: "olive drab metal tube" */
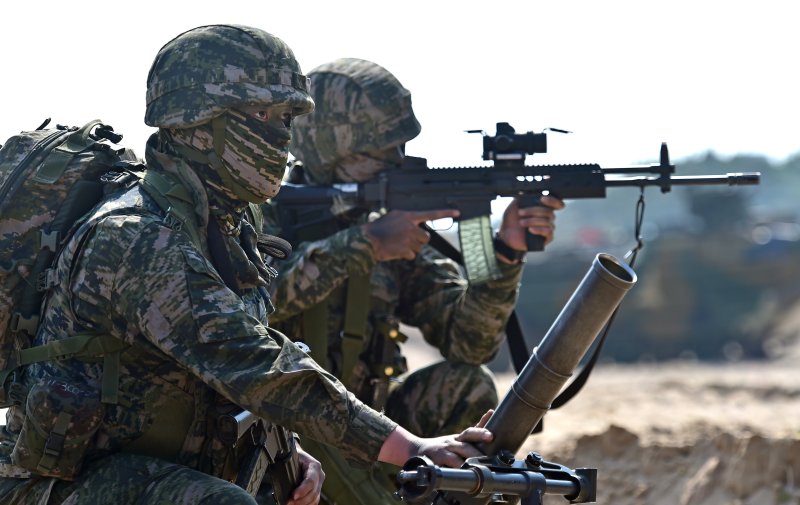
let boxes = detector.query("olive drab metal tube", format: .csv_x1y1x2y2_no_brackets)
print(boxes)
480,253,637,456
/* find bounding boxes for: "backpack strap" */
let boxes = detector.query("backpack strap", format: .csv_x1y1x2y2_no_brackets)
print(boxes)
33,120,104,184
11,180,106,339
339,272,372,387
133,170,203,250
1,167,200,407
9,122,112,338
1,333,129,405
300,270,373,387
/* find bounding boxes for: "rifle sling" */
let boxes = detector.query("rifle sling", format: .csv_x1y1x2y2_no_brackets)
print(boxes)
302,303,330,371
424,225,599,415
340,272,371,386
302,271,372,386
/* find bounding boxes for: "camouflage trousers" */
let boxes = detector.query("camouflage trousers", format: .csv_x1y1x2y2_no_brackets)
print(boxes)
0,452,257,505
311,360,498,505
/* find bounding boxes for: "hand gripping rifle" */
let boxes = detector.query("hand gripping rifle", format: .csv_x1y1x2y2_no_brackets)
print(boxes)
217,407,302,504
395,253,637,505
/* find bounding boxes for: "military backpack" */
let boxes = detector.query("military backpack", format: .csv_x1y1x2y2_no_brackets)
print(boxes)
0,118,215,482
0,119,147,409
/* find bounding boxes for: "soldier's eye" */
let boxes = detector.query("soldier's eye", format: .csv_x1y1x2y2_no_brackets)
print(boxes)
254,111,269,121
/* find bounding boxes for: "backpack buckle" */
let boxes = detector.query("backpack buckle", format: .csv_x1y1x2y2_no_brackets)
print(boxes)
163,208,184,232
37,268,58,291
10,312,39,336
40,230,60,252
100,170,136,193
43,431,66,458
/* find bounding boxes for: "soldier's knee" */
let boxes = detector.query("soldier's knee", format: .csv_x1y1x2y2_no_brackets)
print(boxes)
446,362,497,390
198,486,258,505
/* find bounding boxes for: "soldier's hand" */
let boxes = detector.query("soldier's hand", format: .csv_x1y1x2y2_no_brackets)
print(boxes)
287,446,324,505
415,424,494,468
474,409,494,428
363,209,460,261
378,425,492,468
497,196,565,255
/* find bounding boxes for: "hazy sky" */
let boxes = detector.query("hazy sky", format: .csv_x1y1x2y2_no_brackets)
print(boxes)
2,0,798,169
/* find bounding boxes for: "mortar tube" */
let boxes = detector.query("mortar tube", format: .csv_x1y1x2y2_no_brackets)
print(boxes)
480,253,637,456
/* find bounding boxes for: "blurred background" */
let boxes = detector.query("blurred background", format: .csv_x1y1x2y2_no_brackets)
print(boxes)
3,2,799,503
492,151,799,370
2,0,798,369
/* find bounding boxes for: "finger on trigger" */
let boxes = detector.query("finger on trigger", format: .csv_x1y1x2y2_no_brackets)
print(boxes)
540,195,565,209
519,206,555,219
419,228,431,243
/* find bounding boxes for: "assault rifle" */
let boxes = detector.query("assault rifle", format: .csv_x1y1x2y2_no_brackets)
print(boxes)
395,253,637,505
273,122,760,284
217,407,301,504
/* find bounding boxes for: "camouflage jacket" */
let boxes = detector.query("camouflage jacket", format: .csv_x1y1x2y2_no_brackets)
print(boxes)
17,137,396,473
262,198,525,396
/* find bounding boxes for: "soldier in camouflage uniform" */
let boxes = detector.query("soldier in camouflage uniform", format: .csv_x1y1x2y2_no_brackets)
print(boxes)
0,27,493,505
262,58,564,504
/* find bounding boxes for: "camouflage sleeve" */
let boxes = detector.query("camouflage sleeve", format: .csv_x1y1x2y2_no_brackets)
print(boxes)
73,215,396,465
261,205,376,321
396,246,524,364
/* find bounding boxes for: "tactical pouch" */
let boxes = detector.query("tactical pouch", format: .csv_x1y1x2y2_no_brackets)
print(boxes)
12,379,103,480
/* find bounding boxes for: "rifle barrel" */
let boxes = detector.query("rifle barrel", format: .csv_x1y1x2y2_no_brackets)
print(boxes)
604,172,760,189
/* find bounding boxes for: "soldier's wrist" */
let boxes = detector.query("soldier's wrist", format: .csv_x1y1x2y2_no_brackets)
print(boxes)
494,232,526,264
378,425,417,466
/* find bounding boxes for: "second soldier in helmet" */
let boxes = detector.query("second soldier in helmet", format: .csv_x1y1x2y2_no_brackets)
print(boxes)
262,58,565,504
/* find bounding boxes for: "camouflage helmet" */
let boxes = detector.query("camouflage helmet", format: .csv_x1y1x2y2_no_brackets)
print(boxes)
145,24,314,128
290,58,421,178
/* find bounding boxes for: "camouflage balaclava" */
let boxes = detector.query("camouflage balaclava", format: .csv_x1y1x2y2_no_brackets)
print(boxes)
165,109,292,202
145,24,314,202
289,58,421,185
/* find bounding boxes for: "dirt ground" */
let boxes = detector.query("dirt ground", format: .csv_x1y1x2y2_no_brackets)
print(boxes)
407,337,800,505
2,333,797,505
521,361,800,505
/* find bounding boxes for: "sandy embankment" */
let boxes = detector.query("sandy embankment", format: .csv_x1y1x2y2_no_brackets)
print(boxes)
407,335,800,505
